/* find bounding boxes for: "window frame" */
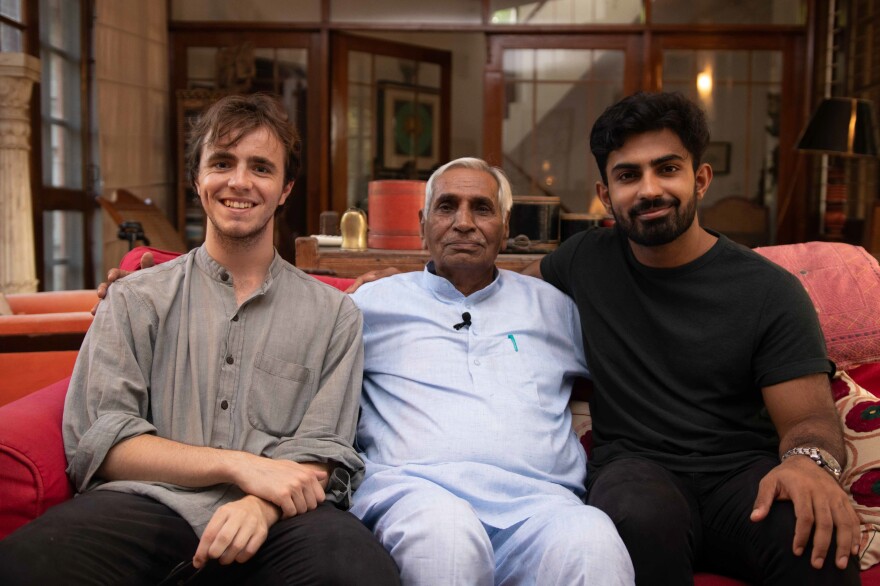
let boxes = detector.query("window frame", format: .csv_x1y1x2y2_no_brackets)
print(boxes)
29,0,96,290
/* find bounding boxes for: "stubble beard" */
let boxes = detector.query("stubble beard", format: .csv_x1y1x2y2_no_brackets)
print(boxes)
207,212,273,251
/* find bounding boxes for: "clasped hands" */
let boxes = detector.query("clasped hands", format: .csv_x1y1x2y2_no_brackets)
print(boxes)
194,457,329,569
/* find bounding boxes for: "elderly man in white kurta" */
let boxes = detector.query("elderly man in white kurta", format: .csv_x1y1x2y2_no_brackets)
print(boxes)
349,157,633,585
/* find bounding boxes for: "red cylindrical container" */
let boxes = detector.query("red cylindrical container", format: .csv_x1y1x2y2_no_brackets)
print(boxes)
367,180,425,249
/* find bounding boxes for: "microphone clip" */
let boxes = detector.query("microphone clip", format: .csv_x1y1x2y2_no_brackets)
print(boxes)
453,312,472,330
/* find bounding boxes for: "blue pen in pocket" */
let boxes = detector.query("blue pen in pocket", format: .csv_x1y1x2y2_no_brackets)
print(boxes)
507,334,518,352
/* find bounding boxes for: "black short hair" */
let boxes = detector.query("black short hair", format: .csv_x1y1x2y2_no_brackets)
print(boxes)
590,92,710,184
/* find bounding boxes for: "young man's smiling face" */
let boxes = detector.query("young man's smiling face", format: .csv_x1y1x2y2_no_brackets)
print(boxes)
195,126,293,249
598,128,711,247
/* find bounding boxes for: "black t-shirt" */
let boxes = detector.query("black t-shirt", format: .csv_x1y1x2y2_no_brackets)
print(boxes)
541,228,833,474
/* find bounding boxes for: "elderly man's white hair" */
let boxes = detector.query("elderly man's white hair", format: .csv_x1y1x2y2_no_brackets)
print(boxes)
424,157,514,220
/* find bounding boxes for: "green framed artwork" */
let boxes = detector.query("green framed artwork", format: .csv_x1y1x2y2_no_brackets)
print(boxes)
377,82,441,174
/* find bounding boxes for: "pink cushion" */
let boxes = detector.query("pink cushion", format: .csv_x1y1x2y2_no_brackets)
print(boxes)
0,377,72,539
755,242,880,370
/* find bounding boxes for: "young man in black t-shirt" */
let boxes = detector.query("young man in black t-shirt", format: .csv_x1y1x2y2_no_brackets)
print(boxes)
526,91,860,585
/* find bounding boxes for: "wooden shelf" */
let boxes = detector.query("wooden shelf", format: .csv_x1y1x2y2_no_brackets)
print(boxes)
294,237,544,278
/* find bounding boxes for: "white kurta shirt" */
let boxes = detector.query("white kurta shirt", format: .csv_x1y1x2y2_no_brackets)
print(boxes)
352,264,589,529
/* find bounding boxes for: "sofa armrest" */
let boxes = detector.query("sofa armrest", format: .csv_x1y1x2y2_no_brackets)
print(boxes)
6,290,97,315
0,377,73,539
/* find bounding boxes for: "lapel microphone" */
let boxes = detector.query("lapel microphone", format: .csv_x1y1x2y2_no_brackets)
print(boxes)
453,312,472,330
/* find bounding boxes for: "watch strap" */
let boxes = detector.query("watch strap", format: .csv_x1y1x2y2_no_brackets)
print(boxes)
781,446,842,481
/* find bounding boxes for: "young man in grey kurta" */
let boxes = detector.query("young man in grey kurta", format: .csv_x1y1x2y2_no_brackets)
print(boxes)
0,94,399,585
63,247,364,534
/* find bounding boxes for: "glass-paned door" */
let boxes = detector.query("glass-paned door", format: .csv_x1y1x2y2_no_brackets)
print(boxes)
656,34,802,244
486,36,641,214
331,33,451,214
172,32,319,260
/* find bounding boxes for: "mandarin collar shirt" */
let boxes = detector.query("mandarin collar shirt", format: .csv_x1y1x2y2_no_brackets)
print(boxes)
352,263,589,529
63,246,364,535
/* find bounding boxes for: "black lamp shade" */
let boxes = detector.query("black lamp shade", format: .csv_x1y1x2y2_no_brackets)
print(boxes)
797,97,880,158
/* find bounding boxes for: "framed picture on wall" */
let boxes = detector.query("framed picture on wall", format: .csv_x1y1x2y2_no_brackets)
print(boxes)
377,82,441,175
704,141,731,175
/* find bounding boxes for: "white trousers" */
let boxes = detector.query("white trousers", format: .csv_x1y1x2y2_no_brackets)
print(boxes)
351,473,635,586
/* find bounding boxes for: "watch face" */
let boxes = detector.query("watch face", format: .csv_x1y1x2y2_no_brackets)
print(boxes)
816,449,842,475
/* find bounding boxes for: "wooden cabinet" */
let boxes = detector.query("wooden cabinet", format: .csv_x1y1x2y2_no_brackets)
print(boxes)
294,237,543,278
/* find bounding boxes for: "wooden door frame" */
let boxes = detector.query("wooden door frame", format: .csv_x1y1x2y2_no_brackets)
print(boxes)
483,34,643,167
329,32,452,215
169,29,325,236
650,32,809,243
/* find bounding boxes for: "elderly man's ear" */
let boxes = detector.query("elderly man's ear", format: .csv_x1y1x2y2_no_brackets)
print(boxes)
419,209,427,250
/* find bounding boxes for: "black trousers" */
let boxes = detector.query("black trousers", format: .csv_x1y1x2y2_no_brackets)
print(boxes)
0,490,400,585
587,456,861,586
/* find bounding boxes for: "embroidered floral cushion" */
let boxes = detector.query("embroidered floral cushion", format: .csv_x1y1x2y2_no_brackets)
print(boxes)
833,363,880,569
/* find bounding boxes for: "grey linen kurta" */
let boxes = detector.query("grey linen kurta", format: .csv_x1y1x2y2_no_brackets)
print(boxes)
62,246,365,536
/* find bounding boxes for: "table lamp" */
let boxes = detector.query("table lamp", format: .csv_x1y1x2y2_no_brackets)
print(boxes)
796,97,879,239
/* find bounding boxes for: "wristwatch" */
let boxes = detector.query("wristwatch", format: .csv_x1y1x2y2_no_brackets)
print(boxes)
781,446,842,481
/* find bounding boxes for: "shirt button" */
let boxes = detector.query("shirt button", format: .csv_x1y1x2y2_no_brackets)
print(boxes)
232,315,239,322
474,359,480,366
221,400,229,410
220,272,229,281
226,355,234,364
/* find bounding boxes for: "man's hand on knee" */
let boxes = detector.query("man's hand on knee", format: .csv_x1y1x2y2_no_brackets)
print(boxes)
750,458,860,570
193,495,280,568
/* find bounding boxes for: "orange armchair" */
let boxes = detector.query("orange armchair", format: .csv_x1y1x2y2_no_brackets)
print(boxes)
0,290,95,406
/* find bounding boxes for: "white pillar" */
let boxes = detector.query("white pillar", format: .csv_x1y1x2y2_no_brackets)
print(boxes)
0,53,40,293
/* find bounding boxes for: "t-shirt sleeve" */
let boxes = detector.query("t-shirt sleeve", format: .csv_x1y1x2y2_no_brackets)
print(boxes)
753,269,835,387
540,230,588,296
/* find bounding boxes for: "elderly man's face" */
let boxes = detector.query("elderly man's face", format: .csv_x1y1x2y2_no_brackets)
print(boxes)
420,167,509,285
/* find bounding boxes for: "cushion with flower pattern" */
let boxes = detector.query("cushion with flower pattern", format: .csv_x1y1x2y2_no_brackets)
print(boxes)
834,362,880,569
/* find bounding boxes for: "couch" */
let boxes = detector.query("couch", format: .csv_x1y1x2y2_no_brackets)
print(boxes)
3,242,880,585
0,290,95,406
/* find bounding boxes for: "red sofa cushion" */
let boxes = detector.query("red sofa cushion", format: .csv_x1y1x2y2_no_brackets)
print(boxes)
0,377,73,539
119,246,357,292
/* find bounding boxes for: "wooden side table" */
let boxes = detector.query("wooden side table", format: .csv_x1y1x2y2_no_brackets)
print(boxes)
294,237,545,278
